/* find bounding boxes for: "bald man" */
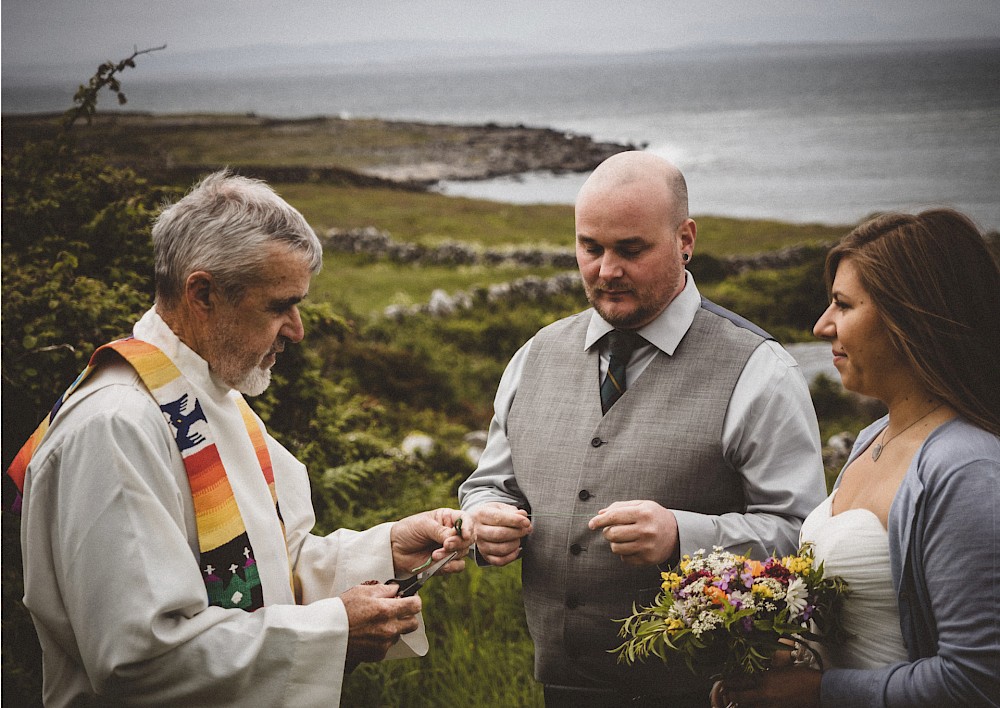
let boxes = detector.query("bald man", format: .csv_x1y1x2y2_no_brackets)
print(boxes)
459,152,826,707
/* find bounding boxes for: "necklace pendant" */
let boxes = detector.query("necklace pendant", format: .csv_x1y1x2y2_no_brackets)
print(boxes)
871,443,883,461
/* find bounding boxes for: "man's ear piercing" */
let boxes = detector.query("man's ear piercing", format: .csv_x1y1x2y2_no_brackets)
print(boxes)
682,253,690,262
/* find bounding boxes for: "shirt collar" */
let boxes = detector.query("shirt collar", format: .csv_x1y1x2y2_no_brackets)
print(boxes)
584,272,701,355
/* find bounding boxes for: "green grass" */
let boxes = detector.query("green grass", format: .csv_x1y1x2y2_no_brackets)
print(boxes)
7,114,463,171
693,216,850,255
312,253,569,315
276,183,849,253
342,562,543,707
277,183,575,247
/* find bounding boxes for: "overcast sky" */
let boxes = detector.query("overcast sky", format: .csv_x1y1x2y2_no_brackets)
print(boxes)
4,0,1000,70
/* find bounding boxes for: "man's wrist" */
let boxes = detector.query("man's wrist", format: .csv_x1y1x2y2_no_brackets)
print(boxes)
657,548,681,571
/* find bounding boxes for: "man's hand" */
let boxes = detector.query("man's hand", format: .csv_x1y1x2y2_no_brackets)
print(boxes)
341,583,421,672
588,500,678,566
390,507,471,577
469,502,532,566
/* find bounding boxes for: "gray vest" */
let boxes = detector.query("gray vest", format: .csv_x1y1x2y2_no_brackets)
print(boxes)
507,303,766,693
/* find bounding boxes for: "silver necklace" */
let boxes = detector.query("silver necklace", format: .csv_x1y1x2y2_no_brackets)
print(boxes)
870,403,942,462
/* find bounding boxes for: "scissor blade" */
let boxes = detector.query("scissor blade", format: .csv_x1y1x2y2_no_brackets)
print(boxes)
389,550,458,597
416,550,458,583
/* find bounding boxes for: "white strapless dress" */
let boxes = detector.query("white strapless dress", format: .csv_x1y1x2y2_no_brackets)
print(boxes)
799,492,910,669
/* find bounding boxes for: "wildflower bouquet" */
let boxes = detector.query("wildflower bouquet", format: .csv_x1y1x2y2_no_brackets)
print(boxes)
615,544,848,679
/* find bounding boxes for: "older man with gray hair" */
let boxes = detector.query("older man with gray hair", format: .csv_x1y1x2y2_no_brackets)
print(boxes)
9,170,470,706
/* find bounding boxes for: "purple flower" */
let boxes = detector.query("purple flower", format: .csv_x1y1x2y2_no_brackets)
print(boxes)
715,568,739,591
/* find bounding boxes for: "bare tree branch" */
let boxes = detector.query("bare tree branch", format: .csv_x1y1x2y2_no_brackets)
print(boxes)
63,44,167,129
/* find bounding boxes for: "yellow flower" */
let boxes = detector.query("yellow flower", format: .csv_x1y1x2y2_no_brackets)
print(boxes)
751,583,775,599
665,618,686,632
782,555,813,575
661,572,683,592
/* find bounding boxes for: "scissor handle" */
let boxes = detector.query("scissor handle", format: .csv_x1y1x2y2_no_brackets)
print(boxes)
385,576,421,597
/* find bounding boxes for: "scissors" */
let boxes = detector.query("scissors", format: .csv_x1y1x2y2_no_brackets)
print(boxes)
385,551,458,597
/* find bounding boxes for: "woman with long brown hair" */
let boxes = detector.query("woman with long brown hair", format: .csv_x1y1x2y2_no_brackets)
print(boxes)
717,209,1000,706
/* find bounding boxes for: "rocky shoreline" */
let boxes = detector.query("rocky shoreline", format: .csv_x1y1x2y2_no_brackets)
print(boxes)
2,112,642,188
356,121,645,184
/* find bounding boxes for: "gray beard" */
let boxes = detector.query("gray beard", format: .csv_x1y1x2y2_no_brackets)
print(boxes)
235,366,272,397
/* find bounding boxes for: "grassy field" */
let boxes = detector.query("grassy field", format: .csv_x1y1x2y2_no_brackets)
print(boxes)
279,182,850,251
285,181,849,317
311,254,569,315
278,183,577,247
3,113,489,170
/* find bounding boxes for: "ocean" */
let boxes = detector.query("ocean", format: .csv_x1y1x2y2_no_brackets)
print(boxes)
4,40,999,230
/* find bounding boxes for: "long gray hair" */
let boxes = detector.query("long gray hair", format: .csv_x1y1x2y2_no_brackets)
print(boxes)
152,170,322,306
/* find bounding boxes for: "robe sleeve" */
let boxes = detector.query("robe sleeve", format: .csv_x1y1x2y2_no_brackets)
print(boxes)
270,439,429,658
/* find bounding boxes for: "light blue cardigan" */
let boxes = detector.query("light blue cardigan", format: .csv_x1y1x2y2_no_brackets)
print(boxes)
820,416,1000,707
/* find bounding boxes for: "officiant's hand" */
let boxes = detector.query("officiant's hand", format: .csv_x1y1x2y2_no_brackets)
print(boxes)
341,582,421,672
589,499,678,566
469,502,532,566
390,508,471,577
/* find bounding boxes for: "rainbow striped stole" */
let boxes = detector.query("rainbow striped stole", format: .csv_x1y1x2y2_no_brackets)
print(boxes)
6,337,284,612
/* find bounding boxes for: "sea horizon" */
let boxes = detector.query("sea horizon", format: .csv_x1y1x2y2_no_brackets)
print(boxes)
4,39,998,230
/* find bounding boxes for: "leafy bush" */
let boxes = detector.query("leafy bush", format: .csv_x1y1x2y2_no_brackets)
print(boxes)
1,141,172,456
686,251,729,283
701,253,829,341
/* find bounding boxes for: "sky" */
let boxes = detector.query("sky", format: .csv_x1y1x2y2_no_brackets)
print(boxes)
3,0,1000,72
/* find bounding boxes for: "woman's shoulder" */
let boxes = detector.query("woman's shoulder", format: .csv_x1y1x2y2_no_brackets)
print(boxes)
914,417,1000,487
890,418,999,555
922,417,1000,460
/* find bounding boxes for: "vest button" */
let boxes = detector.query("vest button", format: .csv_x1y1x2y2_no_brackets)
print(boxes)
590,437,604,447
570,543,583,555
578,489,591,501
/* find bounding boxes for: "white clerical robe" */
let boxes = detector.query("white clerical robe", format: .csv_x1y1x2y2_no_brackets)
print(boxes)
19,308,426,707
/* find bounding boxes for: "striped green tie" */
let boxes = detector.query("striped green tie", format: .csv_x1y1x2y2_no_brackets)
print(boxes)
600,330,645,414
